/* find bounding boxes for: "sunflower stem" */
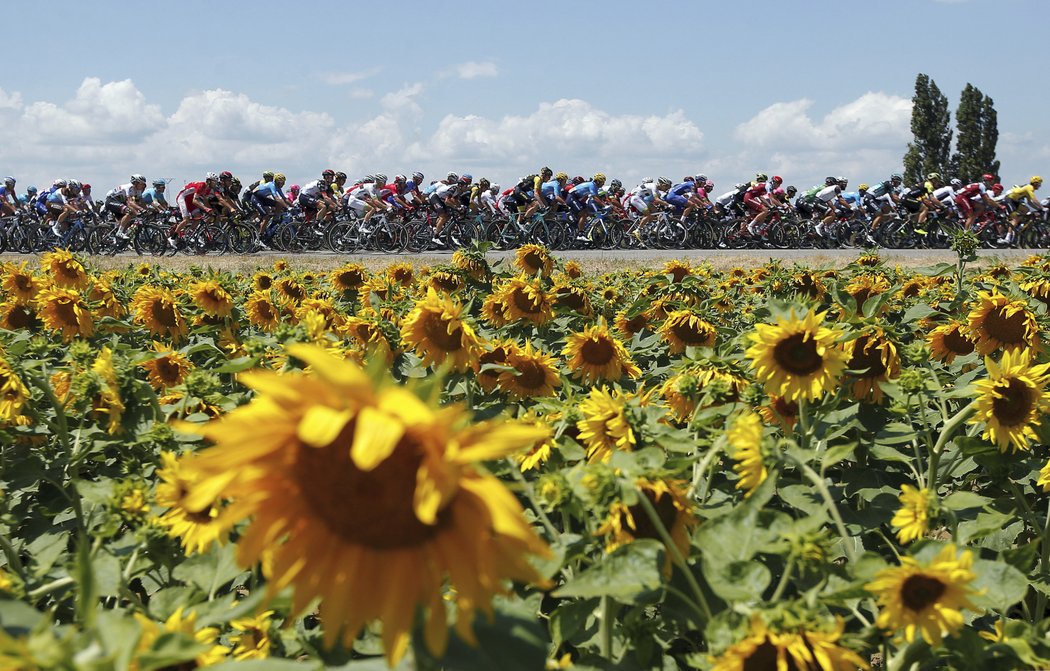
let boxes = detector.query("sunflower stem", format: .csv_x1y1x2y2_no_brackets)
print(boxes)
770,553,796,602
505,459,560,542
27,575,75,600
794,459,858,563
635,491,712,623
688,443,722,501
598,595,615,659
928,402,975,490
1034,497,1050,623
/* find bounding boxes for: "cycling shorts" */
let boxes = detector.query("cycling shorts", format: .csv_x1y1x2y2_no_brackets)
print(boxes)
666,193,690,212
251,193,277,216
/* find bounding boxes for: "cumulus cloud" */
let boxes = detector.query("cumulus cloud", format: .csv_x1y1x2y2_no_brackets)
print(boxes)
445,61,499,79
22,78,165,145
319,68,381,86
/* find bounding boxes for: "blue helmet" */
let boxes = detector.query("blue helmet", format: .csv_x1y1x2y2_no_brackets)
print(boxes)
26,185,37,194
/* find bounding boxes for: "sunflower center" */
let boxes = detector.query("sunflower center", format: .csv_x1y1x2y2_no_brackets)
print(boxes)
512,288,543,314
255,301,275,322
5,306,33,329
627,491,678,542
256,277,272,290
155,358,183,385
580,336,615,366
513,359,547,390
992,378,1034,427
557,289,586,312
422,313,464,353
900,574,946,612
14,276,32,292
743,638,799,671
943,327,975,355
772,333,822,376
522,252,543,273
984,306,1028,345
151,300,179,329
294,421,446,548
847,336,887,378
54,300,79,327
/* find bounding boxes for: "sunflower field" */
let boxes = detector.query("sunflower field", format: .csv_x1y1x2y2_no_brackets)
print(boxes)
4,244,1050,670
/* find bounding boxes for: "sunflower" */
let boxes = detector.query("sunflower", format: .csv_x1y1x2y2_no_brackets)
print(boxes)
477,340,520,393
576,387,635,462
892,484,930,545
845,273,891,312
659,310,717,354
245,292,282,331
660,367,746,422
661,259,692,283
88,347,125,435
553,283,593,316
711,616,870,671
275,277,307,305
898,275,928,299
927,321,975,364
41,249,91,289
496,276,555,325
1,263,39,302
563,260,583,279
36,286,94,341
153,451,230,556
480,291,510,328
845,330,900,403
1020,278,1050,309
563,321,640,385
329,263,368,292
866,544,979,645
0,356,30,425
746,308,847,402
133,607,229,668
140,344,193,391
0,301,36,331
791,271,826,300
967,291,1038,355
131,286,188,342
342,316,394,363
190,280,234,318
759,395,799,431
597,479,696,568
728,411,766,498
178,345,550,664
969,348,1050,452
386,262,415,286
497,340,561,399
614,309,649,338
400,288,482,372
427,270,464,294
90,279,124,320
514,243,554,277
229,611,274,660
252,271,274,292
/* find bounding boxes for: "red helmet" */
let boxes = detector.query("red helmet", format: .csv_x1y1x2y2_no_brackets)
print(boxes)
992,183,1004,194
82,184,91,190
220,170,233,180
772,175,783,184
981,173,995,182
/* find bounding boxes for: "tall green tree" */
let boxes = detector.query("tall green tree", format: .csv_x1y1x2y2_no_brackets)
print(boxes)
903,74,952,184
951,84,1000,182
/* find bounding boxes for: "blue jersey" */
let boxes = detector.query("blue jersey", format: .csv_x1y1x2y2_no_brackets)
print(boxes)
841,192,861,206
669,182,695,197
422,182,442,196
0,185,12,204
539,179,563,199
571,181,599,200
254,182,284,199
142,188,168,206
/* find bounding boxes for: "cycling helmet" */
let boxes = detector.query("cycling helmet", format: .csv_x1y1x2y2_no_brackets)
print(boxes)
572,176,585,185
490,183,500,192
705,180,715,190
446,172,458,182
641,177,653,185
262,171,274,180
771,175,783,184
981,173,995,182
657,177,672,188
82,184,90,191
273,173,286,182
54,179,67,188
67,180,81,190
890,173,903,182
3,176,14,187
220,170,233,180
479,178,490,188
205,171,219,182
363,174,376,183
926,172,940,181
733,183,746,190
26,186,37,194
836,176,847,184
858,183,869,191
231,178,241,187
683,176,696,182
555,172,568,181
1032,175,1043,186
322,169,335,179
131,174,146,184
825,177,837,186
540,166,553,177
460,173,473,184
289,184,301,194
755,172,768,182
786,186,797,195
592,172,606,184
335,172,347,181
950,178,963,188
411,171,424,183
992,183,1004,194
152,179,166,188
695,174,708,184
610,179,622,189
373,173,387,184
394,174,406,183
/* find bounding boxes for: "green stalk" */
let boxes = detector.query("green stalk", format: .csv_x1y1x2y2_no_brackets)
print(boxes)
598,595,614,659
635,492,712,622
1034,498,1050,623
770,553,796,602
505,459,560,542
791,458,858,563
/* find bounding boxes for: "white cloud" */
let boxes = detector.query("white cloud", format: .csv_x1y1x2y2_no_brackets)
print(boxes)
380,83,425,117
22,78,165,145
445,61,499,79
0,87,22,110
348,89,374,100
319,68,381,86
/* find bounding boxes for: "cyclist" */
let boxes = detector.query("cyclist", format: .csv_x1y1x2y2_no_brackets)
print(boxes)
17,185,37,209
106,175,148,238
742,174,775,236
348,173,393,228
567,173,606,239
0,176,19,216
251,172,292,238
866,174,904,234
300,170,338,223
999,176,1044,244
428,174,469,243
954,174,1000,230
141,179,169,214
627,177,672,241
402,171,426,207
171,172,223,244
814,177,852,238
46,181,84,236
538,172,570,215
522,167,555,219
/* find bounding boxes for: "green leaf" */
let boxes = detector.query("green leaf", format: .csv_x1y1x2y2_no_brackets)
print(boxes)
970,558,1028,612
549,597,598,647
705,560,771,602
822,442,857,468
420,598,548,671
941,491,991,511
553,540,665,602
213,356,260,374
902,303,938,323
171,543,243,595
956,511,1013,544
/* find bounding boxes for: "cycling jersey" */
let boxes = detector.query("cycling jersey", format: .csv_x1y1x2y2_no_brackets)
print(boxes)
956,183,985,199
571,181,600,200
141,188,168,206
300,179,328,198
840,192,861,206
47,189,70,205
1006,184,1038,203
106,183,142,202
669,182,695,198
932,186,957,204
539,179,564,200
0,186,14,205
254,181,285,200
815,185,841,203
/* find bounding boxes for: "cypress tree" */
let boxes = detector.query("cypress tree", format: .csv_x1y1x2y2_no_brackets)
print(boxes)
903,74,952,184
979,94,1000,179
952,85,999,182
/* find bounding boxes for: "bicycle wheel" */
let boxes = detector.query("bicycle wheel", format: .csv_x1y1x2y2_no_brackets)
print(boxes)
325,221,358,253
225,222,257,254
134,224,168,256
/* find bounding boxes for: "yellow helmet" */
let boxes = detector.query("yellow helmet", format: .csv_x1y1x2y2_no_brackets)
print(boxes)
1032,175,1043,186
858,183,869,191
592,172,606,184
555,172,568,181
274,173,286,182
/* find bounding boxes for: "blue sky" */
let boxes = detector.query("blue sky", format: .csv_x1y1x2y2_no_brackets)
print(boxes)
2,0,1047,193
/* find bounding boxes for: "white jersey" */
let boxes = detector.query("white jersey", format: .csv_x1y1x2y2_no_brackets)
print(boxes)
932,186,957,204
106,182,142,202
300,179,328,198
816,185,841,203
